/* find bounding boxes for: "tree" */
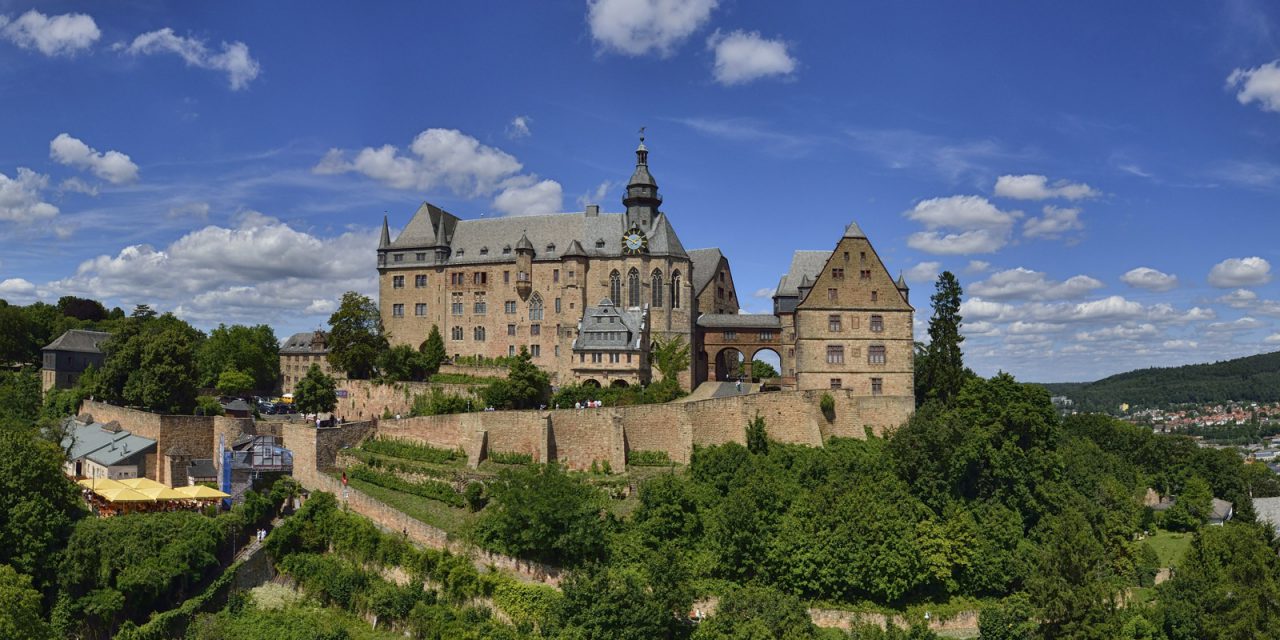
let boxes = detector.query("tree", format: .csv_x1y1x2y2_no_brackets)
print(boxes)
90,314,203,414
746,412,769,455
0,304,36,365
978,593,1036,640
196,324,280,392
0,564,52,640
693,585,819,639
751,359,779,379
419,325,447,374
1164,476,1213,532
57,295,107,321
0,370,41,423
484,346,549,410
555,565,671,640
379,344,430,382
919,271,965,406
215,368,255,397
295,364,338,415
327,292,387,379
1026,508,1118,639
130,304,156,319
1156,522,1280,639
475,464,607,565
0,427,83,595
651,335,691,382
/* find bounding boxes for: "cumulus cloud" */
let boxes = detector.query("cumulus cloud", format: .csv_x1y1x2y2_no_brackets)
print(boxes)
1023,205,1083,239
0,168,59,223
904,261,941,283
1208,256,1272,288
903,195,1021,255
0,9,99,56
1075,323,1158,342
1120,266,1178,292
58,177,98,196
1206,317,1265,333
965,260,991,274
969,267,1102,301
48,216,378,326
0,278,36,295
587,0,717,57
707,30,796,86
166,202,211,220
753,287,775,298
316,128,563,217
1227,60,1280,113
49,133,139,184
507,115,532,139
576,180,614,208
994,174,1100,200
117,28,261,90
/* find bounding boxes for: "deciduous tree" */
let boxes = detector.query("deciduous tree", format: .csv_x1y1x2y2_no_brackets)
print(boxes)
295,364,338,415
327,292,387,380
197,324,280,392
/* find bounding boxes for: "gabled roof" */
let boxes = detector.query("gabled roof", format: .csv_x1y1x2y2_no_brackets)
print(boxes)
281,331,327,355
574,299,646,352
688,248,724,296
696,313,781,329
44,330,111,354
843,221,867,239
62,421,156,467
775,251,831,297
647,213,688,259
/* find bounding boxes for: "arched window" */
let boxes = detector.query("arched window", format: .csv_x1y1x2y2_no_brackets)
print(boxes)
671,270,682,308
474,326,486,341
451,326,463,340
529,293,544,321
651,269,663,308
628,268,641,307
609,270,621,305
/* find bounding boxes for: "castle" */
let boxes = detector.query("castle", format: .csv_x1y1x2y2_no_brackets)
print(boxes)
377,138,914,403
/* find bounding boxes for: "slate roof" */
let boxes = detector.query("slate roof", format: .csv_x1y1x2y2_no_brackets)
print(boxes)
573,299,646,352
688,248,724,297
775,251,832,298
187,458,217,480
281,331,328,355
62,421,156,467
220,398,252,413
44,330,111,354
1255,497,1280,533
696,313,781,329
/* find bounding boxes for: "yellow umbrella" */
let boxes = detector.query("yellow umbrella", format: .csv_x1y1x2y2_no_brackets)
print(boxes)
173,485,230,499
94,486,156,502
134,486,188,501
116,478,170,491
77,478,126,492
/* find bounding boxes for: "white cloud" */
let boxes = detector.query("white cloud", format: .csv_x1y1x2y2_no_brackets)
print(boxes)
903,195,1021,255
1163,339,1198,349
753,287,775,298
316,128,563,217
576,180,614,208
1206,317,1264,333
166,202,211,220
1023,204,1083,239
965,260,991,274
0,278,36,295
587,0,717,57
58,177,98,196
969,267,1102,301
1266,334,1280,345
0,168,59,223
118,28,261,90
1120,267,1178,292
904,261,941,283
961,297,1017,321
507,116,532,139
1227,60,1280,113
994,174,1100,200
491,177,563,217
1008,321,1066,335
707,30,796,86
1208,256,1272,288
49,133,139,184
1218,288,1258,309
0,9,99,57
1075,323,1158,342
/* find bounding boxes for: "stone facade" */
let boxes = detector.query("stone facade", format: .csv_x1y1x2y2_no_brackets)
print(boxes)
280,330,340,394
41,329,109,394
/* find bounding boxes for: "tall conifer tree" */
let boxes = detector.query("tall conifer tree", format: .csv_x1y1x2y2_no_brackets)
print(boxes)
921,271,966,405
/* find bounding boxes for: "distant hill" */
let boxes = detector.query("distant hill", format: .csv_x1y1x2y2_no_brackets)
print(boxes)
1039,350,1280,412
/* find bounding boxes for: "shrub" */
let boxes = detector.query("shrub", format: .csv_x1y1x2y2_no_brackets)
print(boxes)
361,437,459,464
820,392,836,416
194,395,224,416
488,451,534,465
410,388,479,417
464,482,487,512
628,450,672,466
347,465,465,507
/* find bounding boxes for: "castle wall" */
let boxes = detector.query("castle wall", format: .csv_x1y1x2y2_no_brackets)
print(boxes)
337,379,482,421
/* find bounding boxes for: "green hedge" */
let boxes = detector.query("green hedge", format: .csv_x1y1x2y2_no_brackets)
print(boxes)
343,448,455,480
487,451,534,465
627,449,672,466
348,465,465,507
114,559,245,640
361,436,460,464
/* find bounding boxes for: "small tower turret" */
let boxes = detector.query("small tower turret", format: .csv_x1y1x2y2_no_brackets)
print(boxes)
515,231,534,300
623,130,662,231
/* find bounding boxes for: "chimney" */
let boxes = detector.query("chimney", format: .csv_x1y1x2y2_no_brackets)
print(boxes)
585,204,599,217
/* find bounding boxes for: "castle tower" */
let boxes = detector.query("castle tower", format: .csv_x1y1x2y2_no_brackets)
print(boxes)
623,134,661,231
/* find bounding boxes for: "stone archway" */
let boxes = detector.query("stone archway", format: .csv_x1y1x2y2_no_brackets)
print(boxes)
748,347,782,382
582,379,601,388
713,347,746,382
610,379,629,388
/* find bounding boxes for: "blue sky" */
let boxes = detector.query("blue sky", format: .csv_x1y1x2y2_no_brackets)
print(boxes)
1,1,1279,382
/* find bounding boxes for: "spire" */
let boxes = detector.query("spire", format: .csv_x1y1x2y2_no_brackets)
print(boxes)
624,130,661,230
379,214,391,248
896,273,909,290
515,231,534,253
843,221,866,239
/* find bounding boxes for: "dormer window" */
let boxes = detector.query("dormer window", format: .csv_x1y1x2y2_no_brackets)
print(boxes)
456,249,464,257
503,246,512,254
595,239,606,248
546,243,556,253
480,247,489,255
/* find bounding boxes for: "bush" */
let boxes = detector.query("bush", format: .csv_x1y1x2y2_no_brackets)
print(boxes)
820,392,835,416
430,372,503,385
410,388,479,416
361,437,459,464
464,482,487,512
347,465,465,507
474,464,608,565
194,395,224,416
488,451,534,465
628,450,672,466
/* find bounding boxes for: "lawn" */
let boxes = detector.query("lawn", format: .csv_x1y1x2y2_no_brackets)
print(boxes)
1144,529,1194,567
342,474,480,538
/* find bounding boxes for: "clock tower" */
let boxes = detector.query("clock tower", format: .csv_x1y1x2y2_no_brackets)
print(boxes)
623,133,662,232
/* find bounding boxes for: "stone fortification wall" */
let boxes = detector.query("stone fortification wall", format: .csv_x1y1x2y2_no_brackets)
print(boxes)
336,380,482,422
81,401,221,486
438,363,508,379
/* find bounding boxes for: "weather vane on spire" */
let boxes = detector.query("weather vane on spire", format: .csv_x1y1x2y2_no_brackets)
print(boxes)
638,126,646,143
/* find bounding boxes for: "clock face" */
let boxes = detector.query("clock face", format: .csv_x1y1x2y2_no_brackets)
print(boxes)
622,228,647,254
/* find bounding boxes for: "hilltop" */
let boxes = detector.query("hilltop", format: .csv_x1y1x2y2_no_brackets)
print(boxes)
1040,350,1280,412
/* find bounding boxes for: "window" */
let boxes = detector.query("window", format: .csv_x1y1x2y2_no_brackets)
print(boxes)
518,270,529,282
832,268,845,279
415,303,427,316
531,324,541,336
509,345,516,357
651,269,663,307
451,326,463,340
392,304,404,317
871,378,883,396
671,271,682,308
530,344,541,357
451,272,464,286
555,345,560,357
504,271,510,284
826,345,844,364
529,294,544,321
828,314,842,332
394,253,403,262
392,275,404,289
609,353,620,363
717,286,724,299
759,331,775,341
871,290,879,302
503,246,512,255
451,293,463,316
505,300,517,314
474,272,488,285
569,270,576,281
555,298,562,314
830,378,843,389
610,270,621,304
480,247,489,256
416,252,426,261
553,269,560,283
870,315,884,332
719,271,726,282
827,288,838,302
628,268,641,307
843,251,850,261
869,346,886,364
507,324,516,336
415,274,427,288
592,353,603,363
547,244,556,253
474,299,487,314
860,251,866,262
474,326,486,341
724,330,737,340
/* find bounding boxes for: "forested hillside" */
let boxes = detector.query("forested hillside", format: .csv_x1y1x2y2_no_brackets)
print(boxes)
1041,350,1280,412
